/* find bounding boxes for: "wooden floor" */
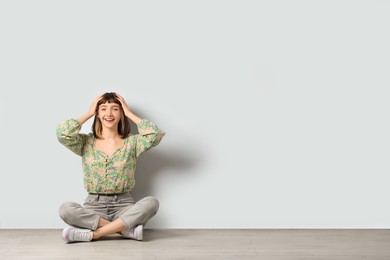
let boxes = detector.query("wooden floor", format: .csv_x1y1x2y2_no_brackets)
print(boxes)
0,229,389,260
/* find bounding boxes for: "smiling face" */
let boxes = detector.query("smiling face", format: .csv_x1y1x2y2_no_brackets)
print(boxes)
97,102,122,129
92,92,131,139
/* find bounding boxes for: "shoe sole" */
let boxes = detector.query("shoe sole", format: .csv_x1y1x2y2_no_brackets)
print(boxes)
62,226,72,243
135,225,143,241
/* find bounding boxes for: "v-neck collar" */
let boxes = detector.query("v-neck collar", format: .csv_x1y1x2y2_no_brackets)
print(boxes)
92,136,128,159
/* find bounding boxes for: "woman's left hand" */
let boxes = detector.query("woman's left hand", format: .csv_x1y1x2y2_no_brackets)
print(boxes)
115,93,143,124
115,93,131,116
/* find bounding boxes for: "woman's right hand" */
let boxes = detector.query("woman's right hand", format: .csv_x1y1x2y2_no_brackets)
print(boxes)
87,94,104,117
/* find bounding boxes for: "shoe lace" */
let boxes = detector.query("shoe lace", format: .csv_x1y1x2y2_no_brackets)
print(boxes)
74,229,92,241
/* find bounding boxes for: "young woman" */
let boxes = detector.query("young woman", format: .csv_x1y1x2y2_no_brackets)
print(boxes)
56,92,165,243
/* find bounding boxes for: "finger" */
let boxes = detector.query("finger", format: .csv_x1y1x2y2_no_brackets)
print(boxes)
116,96,124,103
115,94,122,101
115,93,123,99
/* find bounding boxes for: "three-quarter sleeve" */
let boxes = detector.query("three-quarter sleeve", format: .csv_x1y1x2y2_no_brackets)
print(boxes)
56,118,88,157
134,119,166,159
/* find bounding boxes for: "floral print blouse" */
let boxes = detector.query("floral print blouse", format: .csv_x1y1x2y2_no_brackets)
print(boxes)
56,118,165,194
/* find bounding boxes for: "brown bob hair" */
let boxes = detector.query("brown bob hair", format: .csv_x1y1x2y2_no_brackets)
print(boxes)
92,92,131,139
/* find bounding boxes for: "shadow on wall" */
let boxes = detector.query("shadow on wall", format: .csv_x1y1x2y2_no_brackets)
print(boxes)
128,116,203,194
132,148,201,199
127,118,203,226
131,149,201,227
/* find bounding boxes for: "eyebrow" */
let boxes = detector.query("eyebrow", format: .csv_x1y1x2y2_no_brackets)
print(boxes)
100,104,120,108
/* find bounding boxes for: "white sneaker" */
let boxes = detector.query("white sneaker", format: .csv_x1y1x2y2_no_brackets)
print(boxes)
62,226,93,243
121,224,143,241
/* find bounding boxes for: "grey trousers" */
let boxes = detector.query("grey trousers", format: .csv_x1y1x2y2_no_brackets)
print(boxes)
59,192,159,232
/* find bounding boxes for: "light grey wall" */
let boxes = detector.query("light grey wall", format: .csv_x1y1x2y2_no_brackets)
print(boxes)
1,1,389,228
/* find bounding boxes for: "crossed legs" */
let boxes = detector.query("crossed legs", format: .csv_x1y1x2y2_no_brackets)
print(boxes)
92,217,124,240
59,196,159,241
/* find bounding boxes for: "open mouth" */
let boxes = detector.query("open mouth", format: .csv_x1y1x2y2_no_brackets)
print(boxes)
105,118,115,123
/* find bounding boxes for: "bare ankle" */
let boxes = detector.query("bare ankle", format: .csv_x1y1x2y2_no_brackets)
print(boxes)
92,231,100,240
